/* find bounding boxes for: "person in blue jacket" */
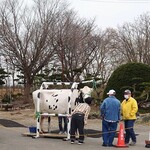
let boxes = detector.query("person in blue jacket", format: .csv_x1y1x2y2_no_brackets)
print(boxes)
100,89,121,147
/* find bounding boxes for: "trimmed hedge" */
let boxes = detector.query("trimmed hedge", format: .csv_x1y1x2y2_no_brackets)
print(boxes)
103,63,150,101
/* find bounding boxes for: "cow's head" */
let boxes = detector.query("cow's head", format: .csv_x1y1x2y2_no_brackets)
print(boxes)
80,86,92,99
74,86,93,105
81,86,93,104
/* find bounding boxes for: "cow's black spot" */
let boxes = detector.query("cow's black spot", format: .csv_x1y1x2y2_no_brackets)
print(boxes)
74,98,79,105
49,105,52,109
56,99,58,102
69,108,71,114
52,94,58,97
46,100,48,102
54,106,57,110
37,92,40,98
68,96,70,102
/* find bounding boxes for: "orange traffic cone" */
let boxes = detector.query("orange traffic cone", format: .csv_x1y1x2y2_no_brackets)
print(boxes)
116,122,128,148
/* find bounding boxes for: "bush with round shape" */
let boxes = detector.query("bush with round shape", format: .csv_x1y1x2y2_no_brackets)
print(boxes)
103,63,150,101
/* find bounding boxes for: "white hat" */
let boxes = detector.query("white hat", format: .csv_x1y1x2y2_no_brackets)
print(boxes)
107,89,116,95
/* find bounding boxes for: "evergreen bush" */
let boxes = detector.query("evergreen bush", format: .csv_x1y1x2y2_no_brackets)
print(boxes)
103,63,150,101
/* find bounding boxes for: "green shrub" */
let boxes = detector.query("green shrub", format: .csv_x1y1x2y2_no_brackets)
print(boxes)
103,63,150,101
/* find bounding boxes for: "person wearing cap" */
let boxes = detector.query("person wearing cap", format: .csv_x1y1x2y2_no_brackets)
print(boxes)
121,89,138,146
100,89,120,147
70,97,92,145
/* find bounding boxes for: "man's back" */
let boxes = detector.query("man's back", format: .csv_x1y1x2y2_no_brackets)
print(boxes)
100,96,120,122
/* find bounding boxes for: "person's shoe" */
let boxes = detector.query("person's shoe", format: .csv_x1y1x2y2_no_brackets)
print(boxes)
78,141,84,145
59,131,63,134
129,141,136,146
63,131,67,134
71,140,75,144
125,142,129,146
108,144,115,147
102,143,108,147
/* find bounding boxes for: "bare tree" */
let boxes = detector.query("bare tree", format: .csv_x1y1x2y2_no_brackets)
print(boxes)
85,28,123,83
117,13,150,65
53,10,97,81
0,0,67,103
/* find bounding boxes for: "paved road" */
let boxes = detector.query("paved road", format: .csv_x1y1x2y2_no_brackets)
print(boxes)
0,124,149,150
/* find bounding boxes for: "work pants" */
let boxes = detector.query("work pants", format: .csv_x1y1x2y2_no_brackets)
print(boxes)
58,116,67,132
70,113,84,142
102,119,118,146
124,120,136,143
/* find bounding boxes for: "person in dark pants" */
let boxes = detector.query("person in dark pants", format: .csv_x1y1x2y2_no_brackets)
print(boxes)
70,97,92,145
100,89,120,147
121,89,138,146
58,116,67,134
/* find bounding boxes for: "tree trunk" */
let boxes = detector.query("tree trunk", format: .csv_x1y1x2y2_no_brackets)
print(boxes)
23,82,32,104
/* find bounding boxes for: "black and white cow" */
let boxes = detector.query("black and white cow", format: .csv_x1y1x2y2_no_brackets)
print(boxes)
32,82,92,133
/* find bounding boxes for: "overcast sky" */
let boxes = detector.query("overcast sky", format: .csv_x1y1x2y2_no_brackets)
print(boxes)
65,0,150,29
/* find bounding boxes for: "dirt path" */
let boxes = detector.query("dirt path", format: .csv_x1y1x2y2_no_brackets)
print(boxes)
0,108,149,135
0,109,101,131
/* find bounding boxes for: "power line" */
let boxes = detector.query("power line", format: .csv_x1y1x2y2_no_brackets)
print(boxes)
81,0,150,3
